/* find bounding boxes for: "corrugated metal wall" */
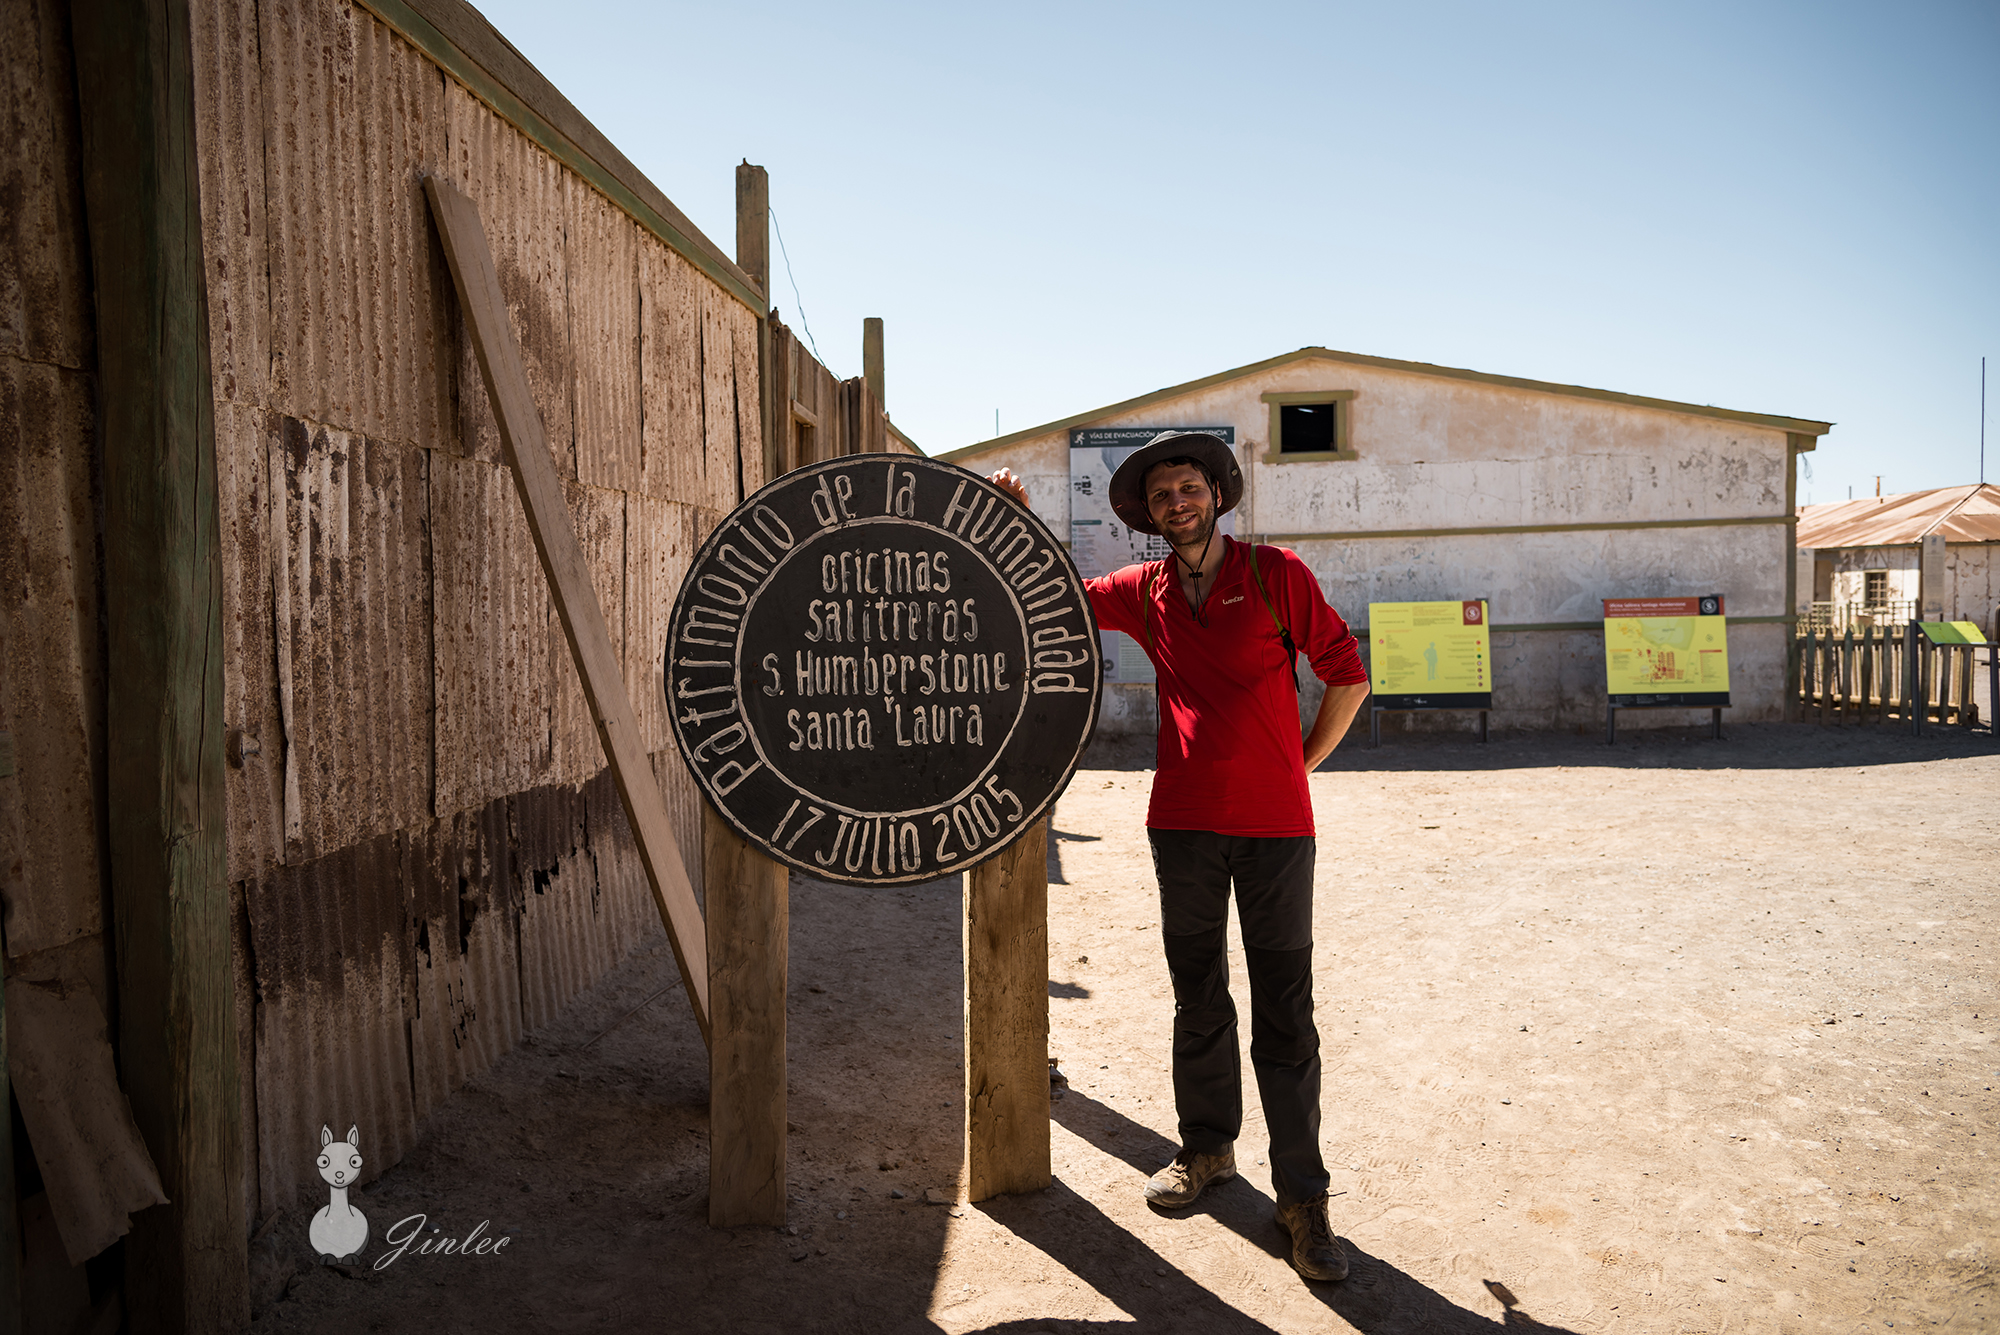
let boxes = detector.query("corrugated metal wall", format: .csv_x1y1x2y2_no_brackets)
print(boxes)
186,0,759,1227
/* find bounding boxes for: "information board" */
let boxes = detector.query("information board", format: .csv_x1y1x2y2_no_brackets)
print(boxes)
1368,600,1492,709
1068,427,1236,685
666,456,1102,886
1603,595,1731,706
1918,620,1988,645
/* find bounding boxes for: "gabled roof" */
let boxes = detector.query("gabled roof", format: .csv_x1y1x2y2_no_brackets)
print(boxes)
936,346,1833,463
1796,483,2000,548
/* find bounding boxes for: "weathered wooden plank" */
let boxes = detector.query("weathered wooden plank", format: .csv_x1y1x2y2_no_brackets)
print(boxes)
733,299,767,497
0,0,93,370
705,804,786,1226
568,176,643,493
964,821,1051,1201
72,0,248,1319
259,0,451,447
0,356,104,956
425,172,710,1040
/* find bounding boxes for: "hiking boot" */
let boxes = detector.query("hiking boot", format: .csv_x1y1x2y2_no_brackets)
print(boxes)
1142,1147,1236,1208
1274,1192,1349,1282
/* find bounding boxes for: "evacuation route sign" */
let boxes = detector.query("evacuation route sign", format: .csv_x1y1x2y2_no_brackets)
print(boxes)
1602,595,1731,707
1068,426,1235,686
666,455,1103,886
1367,600,1492,710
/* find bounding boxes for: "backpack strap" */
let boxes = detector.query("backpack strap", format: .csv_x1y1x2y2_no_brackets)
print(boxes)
1247,543,1299,690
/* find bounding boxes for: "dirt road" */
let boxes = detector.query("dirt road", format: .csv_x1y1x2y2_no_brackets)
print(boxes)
256,722,1996,1333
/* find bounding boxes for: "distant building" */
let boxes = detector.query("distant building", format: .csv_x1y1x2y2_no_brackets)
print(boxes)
942,347,1830,735
1795,483,2000,637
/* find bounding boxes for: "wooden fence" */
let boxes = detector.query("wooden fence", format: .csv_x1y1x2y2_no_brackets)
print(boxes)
1796,623,1992,732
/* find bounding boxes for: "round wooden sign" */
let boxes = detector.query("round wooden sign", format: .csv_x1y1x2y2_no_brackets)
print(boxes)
666,456,1102,885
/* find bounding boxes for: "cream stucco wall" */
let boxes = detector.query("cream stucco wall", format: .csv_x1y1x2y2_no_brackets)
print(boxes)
951,353,1804,735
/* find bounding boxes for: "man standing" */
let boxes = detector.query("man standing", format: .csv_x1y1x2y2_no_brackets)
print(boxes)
990,430,1370,1283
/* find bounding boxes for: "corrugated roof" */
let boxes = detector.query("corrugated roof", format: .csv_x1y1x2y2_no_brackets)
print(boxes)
1795,483,2000,548
938,346,1834,463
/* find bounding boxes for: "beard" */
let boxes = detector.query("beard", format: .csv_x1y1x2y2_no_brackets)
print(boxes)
1163,502,1217,552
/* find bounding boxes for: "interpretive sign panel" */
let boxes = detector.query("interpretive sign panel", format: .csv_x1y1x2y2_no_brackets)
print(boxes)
1918,620,1988,646
1603,595,1731,707
667,456,1102,885
1368,600,1492,709
1068,427,1236,686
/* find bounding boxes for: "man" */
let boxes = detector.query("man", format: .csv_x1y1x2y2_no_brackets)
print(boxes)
990,430,1370,1283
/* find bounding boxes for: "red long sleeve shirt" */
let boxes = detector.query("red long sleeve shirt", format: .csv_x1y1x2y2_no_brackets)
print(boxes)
1087,537,1367,837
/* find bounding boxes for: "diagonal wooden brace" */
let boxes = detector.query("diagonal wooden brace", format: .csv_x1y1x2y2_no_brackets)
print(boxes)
424,173,711,1046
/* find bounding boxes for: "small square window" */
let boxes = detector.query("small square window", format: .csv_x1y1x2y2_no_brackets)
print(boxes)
1280,403,1340,453
1260,390,1357,462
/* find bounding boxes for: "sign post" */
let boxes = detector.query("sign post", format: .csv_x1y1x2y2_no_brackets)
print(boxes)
1602,595,1731,743
667,456,1102,1218
1366,600,1493,745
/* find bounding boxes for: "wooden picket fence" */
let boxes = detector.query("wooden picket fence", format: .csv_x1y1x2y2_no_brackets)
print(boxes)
1796,623,1990,732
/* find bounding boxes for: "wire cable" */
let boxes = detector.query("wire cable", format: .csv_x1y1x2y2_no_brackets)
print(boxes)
767,205,826,368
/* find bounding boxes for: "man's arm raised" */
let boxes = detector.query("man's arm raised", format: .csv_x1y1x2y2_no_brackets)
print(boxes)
988,468,1030,507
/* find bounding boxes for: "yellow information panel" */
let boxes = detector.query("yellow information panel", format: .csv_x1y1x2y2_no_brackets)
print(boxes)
1603,595,1730,705
1368,600,1491,708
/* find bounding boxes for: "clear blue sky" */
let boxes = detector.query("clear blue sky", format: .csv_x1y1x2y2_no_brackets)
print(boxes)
478,0,1997,505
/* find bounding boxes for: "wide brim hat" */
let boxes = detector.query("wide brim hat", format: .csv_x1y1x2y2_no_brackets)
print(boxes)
1108,430,1244,536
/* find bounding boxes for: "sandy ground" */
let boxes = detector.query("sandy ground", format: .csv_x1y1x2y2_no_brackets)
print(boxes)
252,722,1996,1334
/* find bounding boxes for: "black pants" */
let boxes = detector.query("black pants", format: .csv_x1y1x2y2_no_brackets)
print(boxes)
1148,828,1327,1207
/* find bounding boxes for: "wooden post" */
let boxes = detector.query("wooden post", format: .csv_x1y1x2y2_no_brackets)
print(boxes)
965,821,1051,1201
863,317,885,407
70,0,249,1325
425,175,712,1040
734,161,769,297
705,806,788,1227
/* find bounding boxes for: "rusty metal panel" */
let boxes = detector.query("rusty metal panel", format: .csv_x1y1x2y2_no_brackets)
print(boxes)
407,799,521,1125
445,80,574,474
548,479,624,786
244,830,416,1222
622,495,700,754
511,779,626,1033
698,283,741,511
260,0,452,447
215,403,285,884
189,0,268,407
638,236,702,503
0,356,103,957
0,0,92,370
649,746,704,908
429,451,551,816
567,177,642,493
269,418,432,863
581,766,653,961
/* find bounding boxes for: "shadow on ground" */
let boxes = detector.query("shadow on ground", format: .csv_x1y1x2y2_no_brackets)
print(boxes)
1082,720,1995,775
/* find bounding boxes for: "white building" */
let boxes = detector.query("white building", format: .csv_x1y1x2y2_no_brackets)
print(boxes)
1796,483,2000,636
942,347,1831,735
